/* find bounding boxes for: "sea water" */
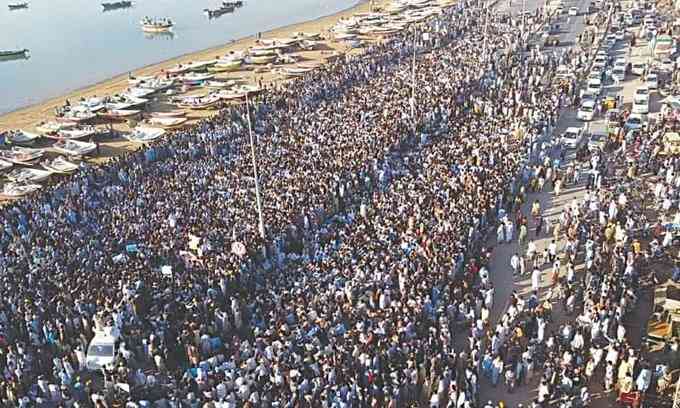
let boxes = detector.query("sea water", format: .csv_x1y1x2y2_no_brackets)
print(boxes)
0,0,358,114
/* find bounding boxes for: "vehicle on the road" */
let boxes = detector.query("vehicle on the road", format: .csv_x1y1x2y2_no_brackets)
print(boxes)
593,56,607,69
624,113,644,131
588,132,607,151
659,58,675,73
634,86,649,98
587,71,602,81
577,100,596,121
631,62,646,76
568,6,578,15
86,327,121,371
632,95,650,114
647,73,659,90
587,78,603,95
612,67,626,82
562,127,584,148
555,64,575,79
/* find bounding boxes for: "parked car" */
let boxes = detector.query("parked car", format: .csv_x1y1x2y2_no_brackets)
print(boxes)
647,73,659,90
612,67,626,82
586,78,603,95
631,62,646,76
632,95,649,114
577,100,596,121
588,132,607,151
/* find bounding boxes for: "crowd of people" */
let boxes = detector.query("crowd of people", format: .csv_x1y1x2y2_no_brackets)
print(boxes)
3,0,666,407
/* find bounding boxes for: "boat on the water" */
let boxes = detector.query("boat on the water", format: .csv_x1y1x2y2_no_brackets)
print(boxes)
204,3,234,18
42,156,79,174
52,140,97,156
124,127,166,143
7,2,28,9
140,17,173,32
6,167,53,183
102,0,132,10
5,130,40,146
0,183,42,199
0,49,29,62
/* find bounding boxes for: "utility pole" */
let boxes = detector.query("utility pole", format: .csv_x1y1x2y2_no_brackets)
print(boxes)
244,92,266,240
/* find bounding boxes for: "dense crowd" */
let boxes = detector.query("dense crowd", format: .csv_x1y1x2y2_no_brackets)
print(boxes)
0,1,599,407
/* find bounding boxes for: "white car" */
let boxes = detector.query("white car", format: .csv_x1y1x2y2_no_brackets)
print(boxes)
659,58,675,73
568,6,579,15
612,67,626,82
634,86,649,98
647,73,659,90
631,62,646,76
577,100,596,121
86,328,121,371
586,78,603,95
588,132,606,151
562,127,584,148
632,95,649,114
624,113,644,131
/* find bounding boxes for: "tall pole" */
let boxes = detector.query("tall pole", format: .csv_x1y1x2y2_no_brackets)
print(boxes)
245,92,266,240
411,24,417,136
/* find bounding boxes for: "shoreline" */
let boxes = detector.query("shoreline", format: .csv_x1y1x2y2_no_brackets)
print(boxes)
0,0,376,130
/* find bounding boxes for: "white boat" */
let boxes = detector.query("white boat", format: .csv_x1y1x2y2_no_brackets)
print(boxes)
52,140,97,156
6,130,40,145
151,109,186,118
249,55,277,64
204,80,235,89
124,127,166,143
98,109,141,120
36,121,76,134
128,75,155,86
79,97,106,112
293,31,321,40
50,127,98,140
334,32,358,40
298,40,318,50
6,167,53,183
0,159,13,171
175,95,220,109
0,183,42,199
167,64,191,75
249,47,278,56
141,17,173,32
105,95,149,110
148,117,188,128
216,90,246,100
209,59,242,72
258,38,298,48
124,87,156,99
42,156,79,174
137,78,175,91
237,84,261,94
0,147,44,165
179,72,214,85
186,60,217,72
57,108,97,124
279,67,315,77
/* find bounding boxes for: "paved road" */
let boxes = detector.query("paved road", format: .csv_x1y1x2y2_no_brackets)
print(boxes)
476,10,664,408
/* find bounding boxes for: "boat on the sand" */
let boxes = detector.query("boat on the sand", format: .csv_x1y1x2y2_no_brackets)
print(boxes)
6,167,53,183
0,159,12,171
179,72,214,85
42,156,79,174
98,109,141,120
151,109,186,118
124,127,166,143
0,147,44,165
35,121,76,134
175,95,220,110
0,183,42,199
147,117,188,128
5,130,41,146
52,140,97,156
46,126,98,140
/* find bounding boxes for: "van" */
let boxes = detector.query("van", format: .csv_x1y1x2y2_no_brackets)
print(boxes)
86,327,121,371
586,78,602,95
578,100,596,121
632,95,649,114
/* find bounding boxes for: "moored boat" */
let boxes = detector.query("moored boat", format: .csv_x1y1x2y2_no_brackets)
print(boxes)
5,130,40,146
102,1,132,10
6,167,53,183
52,140,97,156
150,109,186,118
147,117,189,128
204,3,235,18
140,17,173,32
7,2,28,9
42,156,79,174
124,127,166,143
0,183,42,199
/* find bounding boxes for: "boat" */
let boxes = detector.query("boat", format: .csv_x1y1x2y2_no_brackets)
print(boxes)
249,46,278,56
42,156,79,174
57,109,97,124
52,140,97,156
179,72,214,85
137,78,175,92
222,0,243,6
0,49,29,58
237,84,261,94
150,109,186,118
298,40,318,50
205,80,235,89
175,95,220,110
5,130,40,146
124,127,166,143
278,67,314,77
0,147,44,165
123,87,156,99
293,31,321,40
7,2,28,9
216,90,247,100
0,159,12,171
0,183,42,199
35,121,76,134
128,74,155,86
6,167,53,183
102,0,132,10
258,38,298,48
209,59,242,72
140,17,173,32
249,54,277,64
98,109,141,120
147,117,188,128
79,97,107,112
166,64,191,75
45,126,97,140
103,95,148,111
334,32,358,40
204,4,235,18
185,60,218,72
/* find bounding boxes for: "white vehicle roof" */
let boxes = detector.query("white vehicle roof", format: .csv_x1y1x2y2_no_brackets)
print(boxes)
648,73,658,78
588,78,602,85
565,127,581,133
581,100,596,107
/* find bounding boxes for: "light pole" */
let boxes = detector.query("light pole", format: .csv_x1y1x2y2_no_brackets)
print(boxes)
411,24,417,137
244,92,266,240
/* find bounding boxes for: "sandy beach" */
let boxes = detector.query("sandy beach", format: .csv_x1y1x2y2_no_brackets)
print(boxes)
0,0,388,132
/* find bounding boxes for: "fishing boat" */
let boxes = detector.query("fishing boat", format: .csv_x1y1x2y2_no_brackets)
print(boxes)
278,66,315,77
52,140,97,156
209,59,242,72
249,46,279,56
216,90,246,100
0,49,29,58
293,31,321,40
6,167,53,183
185,60,218,72
104,95,148,111
205,80,235,89
222,0,243,7
179,72,214,85
175,95,220,110
0,159,12,171
79,97,107,112
7,2,28,9
249,54,277,64
0,147,44,165
140,17,173,32
137,78,175,92
5,130,40,146
151,109,186,118
258,38,298,48
57,109,97,124
102,1,132,10
99,109,141,120
147,117,188,128
47,126,98,140
128,74,155,86
35,121,76,134
0,183,42,199
204,3,234,18
124,127,166,143
42,156,79,174
298,40,318,50
166,64,191,75
123,87,156,99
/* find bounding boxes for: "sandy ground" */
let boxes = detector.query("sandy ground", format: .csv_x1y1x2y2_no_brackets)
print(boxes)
0,0,393,132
